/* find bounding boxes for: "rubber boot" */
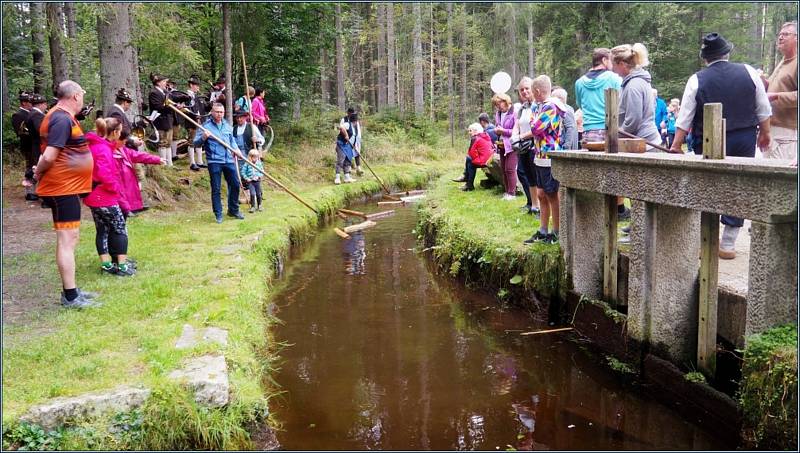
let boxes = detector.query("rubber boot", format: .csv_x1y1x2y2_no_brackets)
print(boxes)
719,225,740,260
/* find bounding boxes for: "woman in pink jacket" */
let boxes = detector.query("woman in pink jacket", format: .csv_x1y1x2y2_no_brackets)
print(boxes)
251,88,270,134
113,129,164,216
85,118,135,277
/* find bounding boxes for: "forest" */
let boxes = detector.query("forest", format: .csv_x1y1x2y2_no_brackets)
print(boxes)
2,1,798,145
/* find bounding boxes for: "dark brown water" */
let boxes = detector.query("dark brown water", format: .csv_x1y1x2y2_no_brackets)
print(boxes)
269,202,734,451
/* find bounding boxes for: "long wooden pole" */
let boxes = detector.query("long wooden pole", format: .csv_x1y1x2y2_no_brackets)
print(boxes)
357,153,399,200
618,129,674,153
167,100,318,215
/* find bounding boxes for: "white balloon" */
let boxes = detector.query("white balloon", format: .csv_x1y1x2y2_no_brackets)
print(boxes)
490,72,512,94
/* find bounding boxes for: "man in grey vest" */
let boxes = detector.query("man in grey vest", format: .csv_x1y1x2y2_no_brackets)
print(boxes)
669,32,772,260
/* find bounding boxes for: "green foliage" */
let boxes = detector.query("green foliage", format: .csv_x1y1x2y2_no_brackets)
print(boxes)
684,371,707,384
738,324,798,450
605,355,636,375
3,422,63,451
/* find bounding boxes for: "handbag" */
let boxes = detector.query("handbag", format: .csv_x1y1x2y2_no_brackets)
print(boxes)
511,138,533,155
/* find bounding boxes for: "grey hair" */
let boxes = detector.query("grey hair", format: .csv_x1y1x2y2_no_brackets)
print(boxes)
517,76,533,89
705,53,730,64
56,80,82,100
552,88,568,103
781,21,797,33
211,102,225,110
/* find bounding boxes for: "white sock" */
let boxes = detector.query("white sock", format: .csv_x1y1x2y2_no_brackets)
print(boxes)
195,148,204,165
188,147,196,165
158,147,168,162
170,140,179,158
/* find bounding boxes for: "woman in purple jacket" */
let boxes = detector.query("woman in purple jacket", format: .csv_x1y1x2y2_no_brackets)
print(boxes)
492,93,518,200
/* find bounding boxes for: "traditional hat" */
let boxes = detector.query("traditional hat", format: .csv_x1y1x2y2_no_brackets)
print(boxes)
188,74,201,85
115,88,134,103
700,33,734,60
233,110,250,118
29,93,47,105
18,90,31,102
150,73,168,84
214,76,226,85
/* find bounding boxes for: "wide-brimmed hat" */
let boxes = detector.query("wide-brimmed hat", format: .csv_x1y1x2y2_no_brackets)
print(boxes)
700,33,734,60
233,110,250,118
29,93,47,105
18,90,31,102
115,88,134,103
188,75,201,86
150,73,168,84
215,76,226,85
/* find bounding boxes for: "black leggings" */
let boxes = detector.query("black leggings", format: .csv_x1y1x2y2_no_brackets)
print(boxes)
90,205,128,257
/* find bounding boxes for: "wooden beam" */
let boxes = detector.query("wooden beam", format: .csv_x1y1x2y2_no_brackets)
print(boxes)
697,102,723,378
365,210,395,220
604,88,619,154
334,227,351,239
338,208,368,219
343,220,377,233
520,327,574,336
603,194,619,303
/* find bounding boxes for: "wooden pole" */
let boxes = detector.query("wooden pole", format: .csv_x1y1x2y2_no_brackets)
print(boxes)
520,327,573,336
697,102,723,378
604,88,619,154
618,130,673,153
167,100,318,215
357,152,393,196
603,88,620,304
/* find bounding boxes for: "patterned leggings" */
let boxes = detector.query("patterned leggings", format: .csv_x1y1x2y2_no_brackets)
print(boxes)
90,205,128,256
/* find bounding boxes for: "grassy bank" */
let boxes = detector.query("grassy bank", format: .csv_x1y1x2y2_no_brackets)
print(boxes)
2,110,464,449
416,173,565,305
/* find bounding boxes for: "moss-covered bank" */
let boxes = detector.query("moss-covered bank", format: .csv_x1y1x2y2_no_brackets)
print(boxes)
416,174,565,307
2,161,450,450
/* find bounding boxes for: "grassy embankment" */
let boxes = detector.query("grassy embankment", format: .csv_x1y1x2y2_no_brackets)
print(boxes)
1,108,464,450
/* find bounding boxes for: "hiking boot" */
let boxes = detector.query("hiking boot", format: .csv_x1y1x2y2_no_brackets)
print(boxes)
227,211,245,220
115,263,136,277
190,164,201,172
61,293,101,309
334,174,342,185
618,207,631,220
101,264,118,275
344,174,356,183
524,231,549,244
452,176,467,183
249,206,256,213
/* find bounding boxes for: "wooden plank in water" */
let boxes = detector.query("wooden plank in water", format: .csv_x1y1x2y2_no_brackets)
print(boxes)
338,208,368,219
390,189,426,197
343,220,377,233
400,194,426,203
382,194,402,201
334,227,351,239
378,200,404,206
335,211,348,220
520,327,573,336
366,210,395,220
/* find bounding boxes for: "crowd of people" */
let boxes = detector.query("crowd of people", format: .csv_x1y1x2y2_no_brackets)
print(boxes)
9,25,796,309
453,26,797,254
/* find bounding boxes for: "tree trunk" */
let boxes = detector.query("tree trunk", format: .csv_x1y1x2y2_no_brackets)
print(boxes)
458,7,467,130
46,2,68,95
223,3,233,124
335,3,346,110
446,3,454,145
429,3,435,121
509,5,518,83
376,2,387,110
97,3,140,116
386,3,396,107
30,2,46,94
64,2,80,83
320,47,330,105
2,55,10,112
412,3,424,115
527,15,536,78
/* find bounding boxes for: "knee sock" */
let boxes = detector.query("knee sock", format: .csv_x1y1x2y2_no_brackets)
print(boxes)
170,140,179,158
188,147,197,165
195,148,204,165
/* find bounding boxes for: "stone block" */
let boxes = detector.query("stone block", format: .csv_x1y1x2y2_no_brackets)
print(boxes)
561,188,606,298
746,221,799,339
626,201,701,364
168,355,229,407
550,152,797,223
20,386,150,430
175,324,229,349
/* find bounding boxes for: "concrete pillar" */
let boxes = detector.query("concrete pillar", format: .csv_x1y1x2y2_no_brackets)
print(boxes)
627,201,702,364
561,188,606,298
746,221,798,338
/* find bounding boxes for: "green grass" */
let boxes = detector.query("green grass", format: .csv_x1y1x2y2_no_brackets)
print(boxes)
416,172,565,302
2,111,464,449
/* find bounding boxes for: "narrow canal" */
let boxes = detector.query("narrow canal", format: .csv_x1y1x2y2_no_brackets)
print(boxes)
269,201,734,450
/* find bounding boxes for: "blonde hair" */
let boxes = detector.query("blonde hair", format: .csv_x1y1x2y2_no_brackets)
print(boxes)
492,93,512,107
532,75,552,94
611,43,650,69
248,149,261,159
95,117,122,139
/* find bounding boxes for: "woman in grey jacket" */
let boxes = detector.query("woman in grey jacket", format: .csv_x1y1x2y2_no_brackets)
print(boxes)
610,43,663,149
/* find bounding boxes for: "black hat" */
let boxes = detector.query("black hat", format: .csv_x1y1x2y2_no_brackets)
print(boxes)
150,73,168,84
233,110,250,118
188,75,201,85
29,93,47,105
115,88,134,103
700,33,734,60
215,76,226,85
18,90,31,102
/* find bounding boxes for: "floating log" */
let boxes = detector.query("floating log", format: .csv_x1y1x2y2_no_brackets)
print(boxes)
382,194,402,201
519,327,573,336
366,210,395,220
343,220,377,233
391,189,426,197
335,211,348,220
400,194,426,203
338,208,368,219
334,227,351,239
377,200,404,206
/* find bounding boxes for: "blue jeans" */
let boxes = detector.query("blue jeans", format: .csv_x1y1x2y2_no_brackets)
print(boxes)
693,126,757,228
208,162,241,217
463,156,485,189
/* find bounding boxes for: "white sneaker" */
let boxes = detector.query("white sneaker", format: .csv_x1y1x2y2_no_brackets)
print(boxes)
334,174,341,185
344,174,356,183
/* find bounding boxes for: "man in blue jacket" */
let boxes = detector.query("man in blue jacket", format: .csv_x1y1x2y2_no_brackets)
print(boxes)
652,88,668,143
194,102,246,223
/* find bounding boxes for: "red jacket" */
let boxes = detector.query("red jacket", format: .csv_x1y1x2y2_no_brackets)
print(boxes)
84,132,122,208
468,132,494,166
113,145,161,214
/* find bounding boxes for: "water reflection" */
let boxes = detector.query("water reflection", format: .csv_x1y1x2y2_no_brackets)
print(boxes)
270,204,734,451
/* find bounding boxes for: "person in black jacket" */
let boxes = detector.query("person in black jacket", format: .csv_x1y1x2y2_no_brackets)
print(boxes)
106,88,144,149
22,93,46,201
12,91,34,199
185,75,208,171
148,73,175,167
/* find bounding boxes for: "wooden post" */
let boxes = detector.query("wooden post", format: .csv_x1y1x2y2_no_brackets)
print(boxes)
603,194,619,303
698,103,723,378
604,88,619,154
